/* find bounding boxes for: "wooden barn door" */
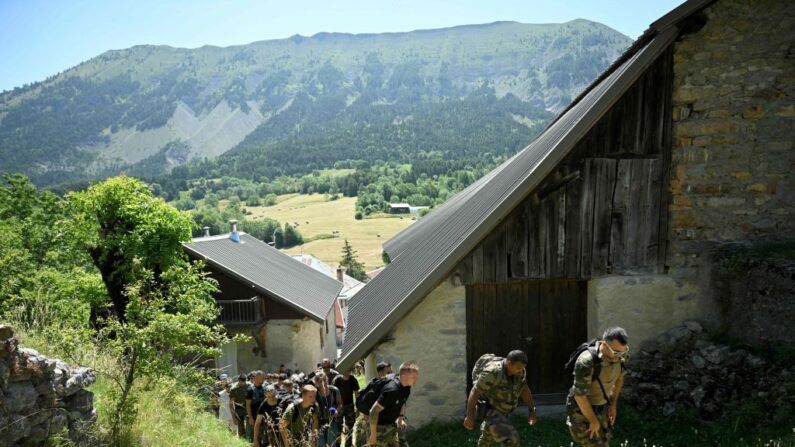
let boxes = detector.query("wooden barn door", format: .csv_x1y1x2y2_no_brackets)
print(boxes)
466,280,587,402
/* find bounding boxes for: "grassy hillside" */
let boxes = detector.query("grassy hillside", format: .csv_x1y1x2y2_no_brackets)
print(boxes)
248,193,413,269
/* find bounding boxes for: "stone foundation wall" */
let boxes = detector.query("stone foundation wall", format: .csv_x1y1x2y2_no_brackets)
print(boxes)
587,274,717,346
371,278,467,427
0,326,96,446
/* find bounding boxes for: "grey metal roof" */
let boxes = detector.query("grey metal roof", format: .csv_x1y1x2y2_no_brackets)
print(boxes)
184,233,342,322
337,1,713,369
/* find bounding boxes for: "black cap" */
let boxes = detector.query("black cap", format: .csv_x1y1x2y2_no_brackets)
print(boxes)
376,362,391,372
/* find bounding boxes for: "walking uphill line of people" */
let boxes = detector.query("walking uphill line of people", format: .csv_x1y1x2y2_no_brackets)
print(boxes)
213,358,363,447
213,327,628,447
463,327,630,447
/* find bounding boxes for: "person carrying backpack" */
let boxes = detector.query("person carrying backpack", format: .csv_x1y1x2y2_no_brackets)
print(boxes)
464,350,536,447
280,385,320,447
565,327,629,447
358,361,418,447
351,363,392,446
314,371,344,447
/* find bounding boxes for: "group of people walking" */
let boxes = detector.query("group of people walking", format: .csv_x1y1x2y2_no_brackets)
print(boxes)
214,358,359,447
213,327,629,447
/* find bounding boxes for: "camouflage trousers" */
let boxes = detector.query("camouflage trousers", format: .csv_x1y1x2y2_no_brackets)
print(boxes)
567,405,612,447
397,425,409,447
370,424,400,447
352,419,400,447
478,409,518,447
352,416,368,447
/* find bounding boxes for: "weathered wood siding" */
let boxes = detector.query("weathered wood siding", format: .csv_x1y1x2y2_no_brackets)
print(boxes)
458,47,673,283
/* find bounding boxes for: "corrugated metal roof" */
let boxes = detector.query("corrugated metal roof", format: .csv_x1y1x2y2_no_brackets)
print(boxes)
291,254,364,297
184,233,342,322
338,20,688,369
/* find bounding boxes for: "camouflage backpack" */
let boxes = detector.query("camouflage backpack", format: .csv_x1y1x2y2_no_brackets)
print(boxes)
471,354,502,421
471,353,502,385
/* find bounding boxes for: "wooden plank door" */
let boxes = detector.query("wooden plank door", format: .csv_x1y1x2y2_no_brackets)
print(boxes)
466,280,587,399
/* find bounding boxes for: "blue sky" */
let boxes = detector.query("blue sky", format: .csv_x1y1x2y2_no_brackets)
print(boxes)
0,0,685,92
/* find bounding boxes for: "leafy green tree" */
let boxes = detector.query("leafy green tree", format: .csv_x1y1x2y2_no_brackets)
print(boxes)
340,239,367,281
100,261,229,444
69,176,233,442
0,174,100,323
282,223,304,248
71,176,195,323
263,193,278,206
239,218,281,243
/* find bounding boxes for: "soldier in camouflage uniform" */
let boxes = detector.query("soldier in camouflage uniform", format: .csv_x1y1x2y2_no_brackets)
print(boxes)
464,350,537,447
566,327,629,447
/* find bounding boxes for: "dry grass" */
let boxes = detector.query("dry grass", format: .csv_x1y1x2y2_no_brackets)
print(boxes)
246,194,415,270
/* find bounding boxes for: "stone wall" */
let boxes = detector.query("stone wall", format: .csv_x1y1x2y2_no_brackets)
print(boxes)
659,0,795,341
233,317,332,373
624,322,795,422
371,278,467,427
587,275,717,346
668,0,795,249
714,257,795,346
0,326,96,446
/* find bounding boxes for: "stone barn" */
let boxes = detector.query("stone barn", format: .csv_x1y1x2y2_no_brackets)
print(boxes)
338,0,795,427
184,225,341,375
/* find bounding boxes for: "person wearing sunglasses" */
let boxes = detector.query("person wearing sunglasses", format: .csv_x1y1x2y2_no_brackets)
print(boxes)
566,327,629,447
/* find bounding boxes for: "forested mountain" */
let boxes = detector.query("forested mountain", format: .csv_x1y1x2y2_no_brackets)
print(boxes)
0,20,631,186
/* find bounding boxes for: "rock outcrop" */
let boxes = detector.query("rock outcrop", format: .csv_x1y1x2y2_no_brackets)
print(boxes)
0,325,97,446
623,322,795,420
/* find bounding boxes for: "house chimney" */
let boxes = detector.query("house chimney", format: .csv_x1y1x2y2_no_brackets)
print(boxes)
336,267,344,282
203,226,210,237
229,219,240,242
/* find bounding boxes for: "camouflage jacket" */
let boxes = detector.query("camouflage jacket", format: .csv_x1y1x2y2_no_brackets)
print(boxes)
474,360,528,415
568,347,627,407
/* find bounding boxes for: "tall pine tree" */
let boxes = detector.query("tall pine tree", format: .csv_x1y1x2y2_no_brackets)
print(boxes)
340,239,367,282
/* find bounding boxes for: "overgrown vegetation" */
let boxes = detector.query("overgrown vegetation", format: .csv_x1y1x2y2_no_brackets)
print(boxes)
0,174,242,445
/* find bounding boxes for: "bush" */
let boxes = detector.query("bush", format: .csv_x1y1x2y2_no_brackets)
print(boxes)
263,193,278,206
354,211,363,220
